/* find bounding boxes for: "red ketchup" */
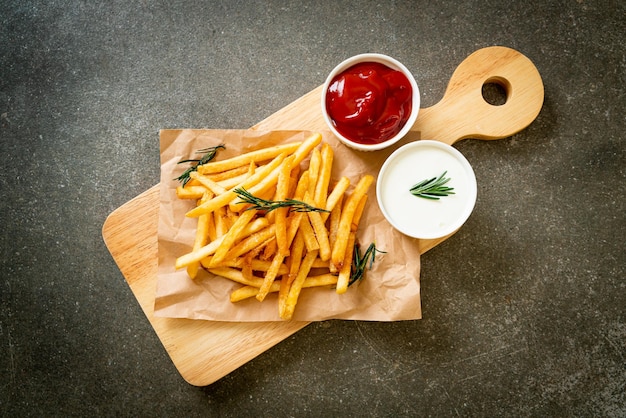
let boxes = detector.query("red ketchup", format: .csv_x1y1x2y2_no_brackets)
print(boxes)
325,61,413,145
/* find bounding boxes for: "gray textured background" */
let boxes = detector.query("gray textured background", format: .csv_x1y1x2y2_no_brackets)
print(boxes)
1,1,624,416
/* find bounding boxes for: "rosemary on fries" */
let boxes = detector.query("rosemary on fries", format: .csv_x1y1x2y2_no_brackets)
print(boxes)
233,187,329,214
349,242,385,286
174,144,225,186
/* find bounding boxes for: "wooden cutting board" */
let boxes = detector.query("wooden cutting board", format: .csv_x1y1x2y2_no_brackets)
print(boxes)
102,46,543,386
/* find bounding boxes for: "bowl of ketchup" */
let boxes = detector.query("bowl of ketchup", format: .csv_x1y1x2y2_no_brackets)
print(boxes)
321,53,420,151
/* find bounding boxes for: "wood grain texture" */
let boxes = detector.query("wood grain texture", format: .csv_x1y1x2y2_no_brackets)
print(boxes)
102,46,543,386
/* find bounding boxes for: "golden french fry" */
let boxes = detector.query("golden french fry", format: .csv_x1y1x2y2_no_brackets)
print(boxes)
231,284,276,302
197,142,302,174
275,155,294,256
206,164,250,182
279,231,305,316
213,205,228,238
215,172,250,190
290,132,322,167
256,252,285,302
282,250,319,320
176,185,208,200
189,171,227,195
208,267,265,287
298,214,320,252
331,174,374,270
241,252,255,282
186,195,211,279
328,193,344,272
322,177,350,222
351,194,368,232
313,143,334,208
304,192,331,261
336,232,356,294
307,147,321,197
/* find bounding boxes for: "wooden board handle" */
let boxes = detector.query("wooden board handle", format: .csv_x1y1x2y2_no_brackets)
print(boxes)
412,46,544,145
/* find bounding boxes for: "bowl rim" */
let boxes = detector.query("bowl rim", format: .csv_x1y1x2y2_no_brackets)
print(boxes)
321,53,420,152
376,140,478,239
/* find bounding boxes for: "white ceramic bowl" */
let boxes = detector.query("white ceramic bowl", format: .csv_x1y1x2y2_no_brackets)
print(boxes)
376,140,477,239
321,53,420,151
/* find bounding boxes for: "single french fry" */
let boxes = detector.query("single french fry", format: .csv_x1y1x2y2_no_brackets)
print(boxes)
279,231,305,316
294,170,309,200
288,164,301,198
176,185,207,199
307,147,321,197
285,211,304,248
206,164,250,182
331,174,374,270
206,209,217,242
304,192,331,261
351,194,368,232
210,209,258,266
321,176,350,222
328,194,343,274
241,252,255,283
175,217,269,269
328,194,343,251
197,142,302,174
189,171,227,195
275,155,294,256
313,143,334,208
186,195,211,279
256,252,285,302
231,283,277,302
290,132,322,167
214,206,228,238
216,172,250,190
282,250,319,320
232,274,338,303
186,152,286,217
208,267,266,287
336,232,356,294
299,214,320,252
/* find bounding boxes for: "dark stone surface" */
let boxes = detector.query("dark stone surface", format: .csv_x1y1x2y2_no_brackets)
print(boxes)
1,1,624,416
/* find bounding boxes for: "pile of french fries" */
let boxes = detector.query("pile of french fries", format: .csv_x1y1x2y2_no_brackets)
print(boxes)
174,133,373,320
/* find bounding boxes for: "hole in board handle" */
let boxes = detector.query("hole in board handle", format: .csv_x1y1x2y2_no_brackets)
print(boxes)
482,76,510,106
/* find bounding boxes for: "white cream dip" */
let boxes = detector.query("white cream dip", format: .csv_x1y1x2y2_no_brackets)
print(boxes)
376,140,477,239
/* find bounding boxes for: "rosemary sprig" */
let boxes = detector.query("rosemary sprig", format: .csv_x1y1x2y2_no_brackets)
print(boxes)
175,144,225,186
349,242,386,286
409,170,455,200
233,187,329,213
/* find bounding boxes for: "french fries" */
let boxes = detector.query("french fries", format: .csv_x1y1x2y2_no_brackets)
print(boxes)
174,133,375,320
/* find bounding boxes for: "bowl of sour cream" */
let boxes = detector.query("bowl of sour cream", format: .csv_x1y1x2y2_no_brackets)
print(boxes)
321,53,420,151
376,140,477,239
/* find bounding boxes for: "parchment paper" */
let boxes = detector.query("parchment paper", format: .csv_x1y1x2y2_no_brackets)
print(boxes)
154,129,422,322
